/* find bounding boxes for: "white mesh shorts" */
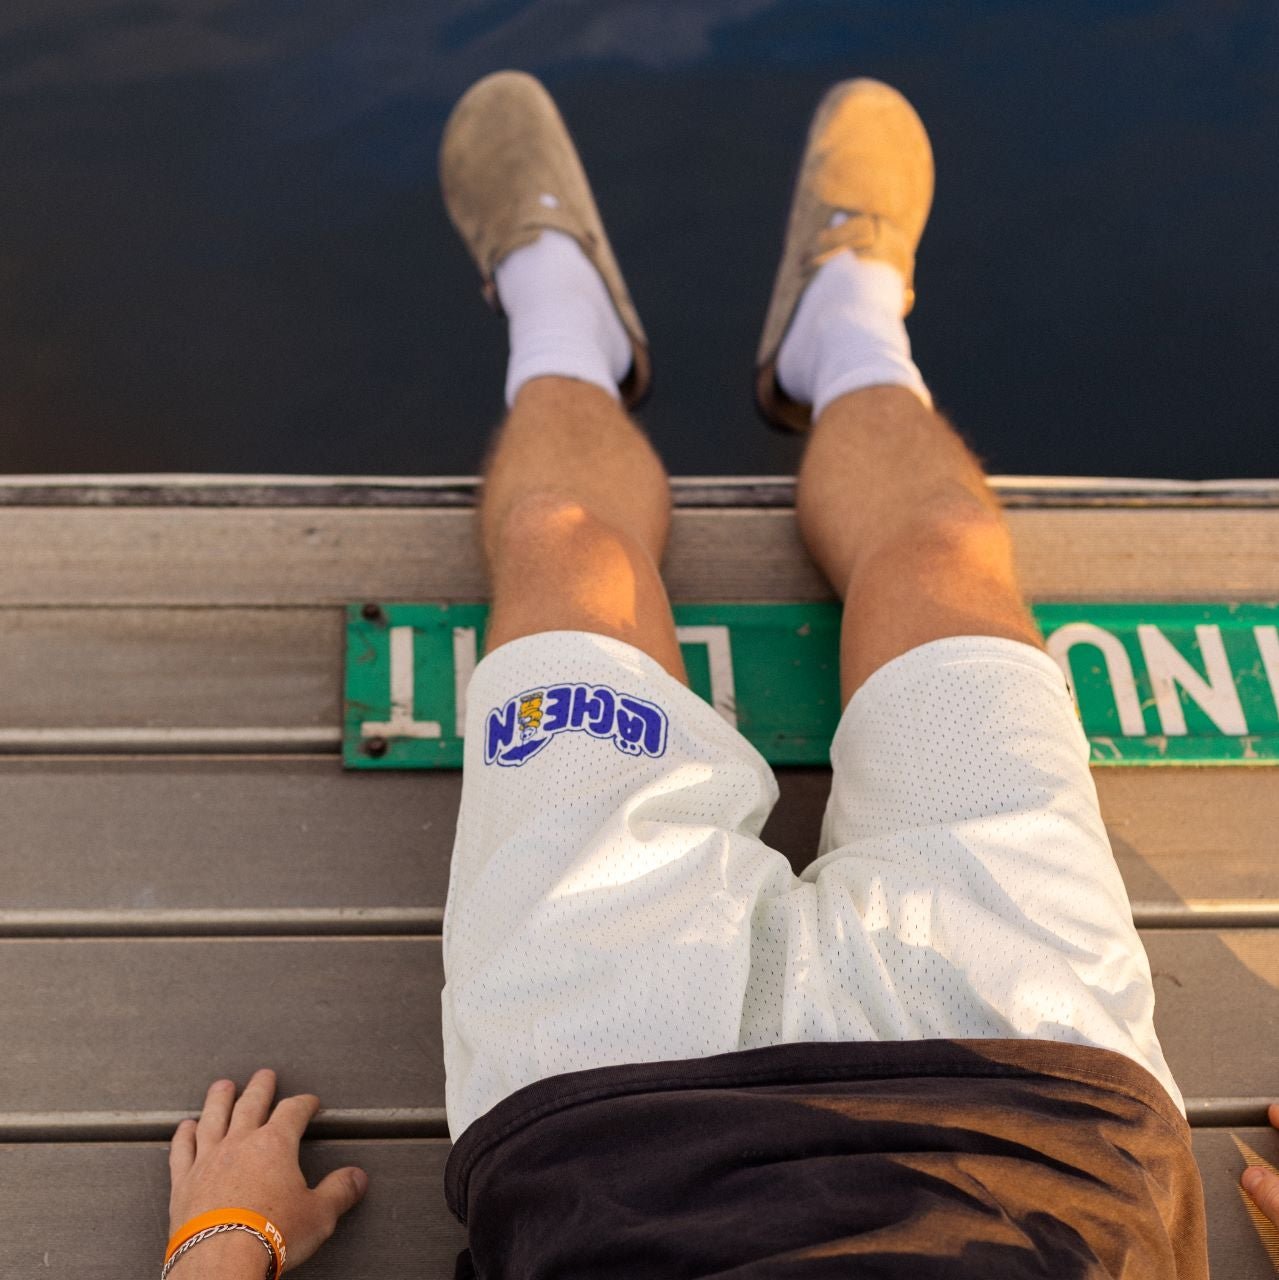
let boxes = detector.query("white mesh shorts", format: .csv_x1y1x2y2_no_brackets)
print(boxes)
440,629,1181,1139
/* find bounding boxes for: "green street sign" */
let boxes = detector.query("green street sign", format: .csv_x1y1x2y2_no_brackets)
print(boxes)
344,602,1279,769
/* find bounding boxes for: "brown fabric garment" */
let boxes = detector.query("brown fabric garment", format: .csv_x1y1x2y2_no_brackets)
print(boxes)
446,1038,1207,1279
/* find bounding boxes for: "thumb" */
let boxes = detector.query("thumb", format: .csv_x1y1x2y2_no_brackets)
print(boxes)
1242,1166,1279,1227
315,1166,369,1220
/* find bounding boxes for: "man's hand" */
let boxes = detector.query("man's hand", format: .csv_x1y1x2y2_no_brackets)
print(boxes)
1240,1102,1279,1228
168,1068,368,1273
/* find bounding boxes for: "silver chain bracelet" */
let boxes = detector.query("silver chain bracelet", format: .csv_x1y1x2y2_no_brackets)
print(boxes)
161,1222,277,1280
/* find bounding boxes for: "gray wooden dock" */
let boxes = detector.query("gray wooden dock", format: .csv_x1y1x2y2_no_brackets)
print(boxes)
2,475,1278,1276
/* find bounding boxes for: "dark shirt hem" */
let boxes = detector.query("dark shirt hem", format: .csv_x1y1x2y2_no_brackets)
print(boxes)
444,1036,1188,1224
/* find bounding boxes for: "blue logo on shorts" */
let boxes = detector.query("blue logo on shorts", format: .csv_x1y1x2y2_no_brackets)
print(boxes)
483,683,669,767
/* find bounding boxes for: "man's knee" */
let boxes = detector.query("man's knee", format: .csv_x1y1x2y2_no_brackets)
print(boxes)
872,499,1041,645
488,491,617,563
850,494,1014,587
481,489,685,678
898,497,1014,568
485,488,668,573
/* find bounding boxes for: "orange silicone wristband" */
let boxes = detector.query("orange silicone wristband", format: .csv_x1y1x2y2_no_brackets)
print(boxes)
165,1208,287,1276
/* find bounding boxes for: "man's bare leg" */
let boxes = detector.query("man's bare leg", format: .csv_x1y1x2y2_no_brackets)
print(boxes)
795,384,1041,705
478,374,688,684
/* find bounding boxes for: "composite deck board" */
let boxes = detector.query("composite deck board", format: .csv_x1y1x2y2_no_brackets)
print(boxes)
2,474,1275,507
10,593,1279,739
0,759,454,917
2,1132,1276,1279
1,932,1276,1121
1193,1127,1279,1277
0,1141,466,1279
1,507,1277,605
1145,929,1279,1105
1,759,1274,923
0,607,341,731
0,938,444,1122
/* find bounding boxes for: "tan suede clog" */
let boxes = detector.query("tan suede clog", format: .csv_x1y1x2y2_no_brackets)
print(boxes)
440,70,651,409
755,79,934,432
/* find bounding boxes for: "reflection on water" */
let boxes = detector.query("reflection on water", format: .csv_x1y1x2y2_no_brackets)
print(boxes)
0,1,1275,477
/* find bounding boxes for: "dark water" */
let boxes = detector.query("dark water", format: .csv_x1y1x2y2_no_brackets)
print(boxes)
1,1,1275,479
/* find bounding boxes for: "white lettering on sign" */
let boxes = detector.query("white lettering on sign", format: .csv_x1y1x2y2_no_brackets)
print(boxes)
1046,623,1145,736
1137,624,1247,737
453,626,479,737
675,625,738,726
1256,626,1279,718
361,625,442,740
364,617,1271,750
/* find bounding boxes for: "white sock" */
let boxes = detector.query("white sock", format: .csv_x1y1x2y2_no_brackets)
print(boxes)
775,242,932,418
492,226,633,407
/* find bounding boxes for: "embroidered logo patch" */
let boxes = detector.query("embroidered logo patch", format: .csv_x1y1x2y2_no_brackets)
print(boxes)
484,682,669,767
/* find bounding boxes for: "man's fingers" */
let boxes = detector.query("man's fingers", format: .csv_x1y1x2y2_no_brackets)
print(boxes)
270,1092,322,1145
229,1068,277,1134
314,1167,370,1222
195,1078,236,1149
1269,1101,1279,1130
169,1118,196,1178
1242,1166,1279,1228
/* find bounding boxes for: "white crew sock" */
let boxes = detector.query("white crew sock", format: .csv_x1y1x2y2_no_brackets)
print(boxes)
775,239,932,419
492,226,633,407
